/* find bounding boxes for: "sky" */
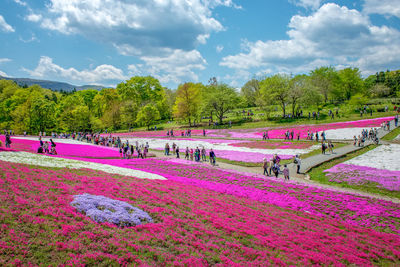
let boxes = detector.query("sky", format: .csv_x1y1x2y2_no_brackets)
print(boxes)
0,0,399,89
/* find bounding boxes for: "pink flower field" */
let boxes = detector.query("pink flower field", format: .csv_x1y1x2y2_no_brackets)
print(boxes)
1,159,400,265
105,116,393,140
325,163,400,191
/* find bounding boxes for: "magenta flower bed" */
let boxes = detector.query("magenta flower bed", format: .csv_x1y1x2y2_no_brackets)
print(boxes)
324,163,400,191
50,142,120,158
1,160,400,265
0,136,121,158
47,155,400,234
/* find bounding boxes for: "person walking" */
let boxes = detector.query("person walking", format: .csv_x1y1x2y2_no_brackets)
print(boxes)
263,158,269,176
328,140,334,154
294,155,301,174
201,147,207,161
272,163,280,178
321,142,327,154
176,146,180,158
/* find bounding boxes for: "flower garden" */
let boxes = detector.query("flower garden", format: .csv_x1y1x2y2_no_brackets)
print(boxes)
324,144,400,191
1,156,400,265
1,116,400,265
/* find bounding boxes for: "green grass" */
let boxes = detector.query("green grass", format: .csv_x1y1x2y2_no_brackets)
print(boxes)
382,126,400,141
308,144,400,199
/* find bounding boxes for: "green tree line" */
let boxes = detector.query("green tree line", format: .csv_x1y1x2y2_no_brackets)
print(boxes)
0,67,399,134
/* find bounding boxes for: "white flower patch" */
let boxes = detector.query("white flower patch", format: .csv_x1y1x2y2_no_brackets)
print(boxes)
0,151,166,180
127,138,320,156
324,127,369,140
345,144,400,171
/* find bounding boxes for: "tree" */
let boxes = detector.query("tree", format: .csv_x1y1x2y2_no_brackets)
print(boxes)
289,75,306,116
301,85,324,111
117,76,164,105
204,84,239,125
173,82,203,126
259,74,291,117
309,66,338,103
240,79,260,107
136,104,160,130
336,68,363,100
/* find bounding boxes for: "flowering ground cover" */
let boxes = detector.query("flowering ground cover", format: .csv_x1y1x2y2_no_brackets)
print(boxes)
178,116,392,140
323,144,400,192
229,140,313,149
0,151,166,180
1,160,400,265
127,137,319,163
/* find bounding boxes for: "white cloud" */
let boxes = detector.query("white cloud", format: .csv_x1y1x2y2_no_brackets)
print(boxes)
216,45,224,53
363,0,400,18
34,0,237,56
0,58,11,64
0,15,15,32
138,49,207,84
19,33,38,43
13,0,27,6
220,3,400,76
290,0,322,10
0,70,8,77
26,13,42,22
24,56,128,84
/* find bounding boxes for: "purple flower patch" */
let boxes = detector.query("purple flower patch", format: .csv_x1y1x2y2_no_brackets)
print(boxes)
71,193,153,227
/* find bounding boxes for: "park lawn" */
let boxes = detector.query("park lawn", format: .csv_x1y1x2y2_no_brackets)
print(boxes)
382,126,400,141
308,144,400,199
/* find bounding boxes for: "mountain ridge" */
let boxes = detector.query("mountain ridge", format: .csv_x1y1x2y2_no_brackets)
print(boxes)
0,76,106,92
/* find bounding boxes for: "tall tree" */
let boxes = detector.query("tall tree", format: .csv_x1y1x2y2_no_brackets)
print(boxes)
204,84,239,125
136,104,160,130
337,67,363,100
173,82,203,126
289,75,306,116
259,74,291,117
240,79,260,107
309,66,338,103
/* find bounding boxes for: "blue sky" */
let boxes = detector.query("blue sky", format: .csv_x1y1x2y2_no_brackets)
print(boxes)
0,0,399,89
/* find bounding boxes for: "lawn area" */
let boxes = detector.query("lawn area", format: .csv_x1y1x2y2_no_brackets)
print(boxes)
307,145,400,199
382,125,400,141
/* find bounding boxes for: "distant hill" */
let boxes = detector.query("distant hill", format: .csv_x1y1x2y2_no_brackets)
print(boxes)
0,76,105,92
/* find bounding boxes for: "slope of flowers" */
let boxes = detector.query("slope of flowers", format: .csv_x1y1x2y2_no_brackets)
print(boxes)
1,160,400,265
324,144,400,191
0,151,166,180
97,117,393,140
324,164,400,191
48,156,400,234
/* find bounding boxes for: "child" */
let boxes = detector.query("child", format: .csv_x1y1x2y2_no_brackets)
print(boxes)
283,165,290,180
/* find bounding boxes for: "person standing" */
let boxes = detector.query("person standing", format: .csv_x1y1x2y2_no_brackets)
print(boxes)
209,149,216,166
321,142,327,154
176,146,180,158
283,165,290,180
201,147,207,161
5,133,11,148
185,147,189,160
